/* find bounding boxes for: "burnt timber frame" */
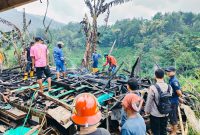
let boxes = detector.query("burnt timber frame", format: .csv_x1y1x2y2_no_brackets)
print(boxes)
0,0,37,12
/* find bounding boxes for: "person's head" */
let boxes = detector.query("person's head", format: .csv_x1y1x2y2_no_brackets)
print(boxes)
127,78,138,91
71,93,101,128
155,68,165,80
104,53,108,58
34,37,43,43
122,94,141,116
165,66,176,77
57,41,64,49
30,42,34,47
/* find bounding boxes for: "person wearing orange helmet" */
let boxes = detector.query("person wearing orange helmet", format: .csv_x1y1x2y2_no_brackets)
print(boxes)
121,93,146,135
71,93,111,135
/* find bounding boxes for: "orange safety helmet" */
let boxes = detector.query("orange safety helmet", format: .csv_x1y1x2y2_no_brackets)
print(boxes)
71,93,101,127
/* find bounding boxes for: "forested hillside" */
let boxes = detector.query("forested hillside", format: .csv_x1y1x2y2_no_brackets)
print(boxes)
0,9,64,31
36,12,200,77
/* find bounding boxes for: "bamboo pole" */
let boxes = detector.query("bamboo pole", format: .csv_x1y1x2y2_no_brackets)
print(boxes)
178,106,185,135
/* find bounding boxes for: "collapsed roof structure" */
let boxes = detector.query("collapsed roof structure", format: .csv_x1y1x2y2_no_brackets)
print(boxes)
0,0,36,12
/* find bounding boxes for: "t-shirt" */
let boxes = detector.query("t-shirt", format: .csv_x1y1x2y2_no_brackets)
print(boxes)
121,114,146,135
30,43,48,67
53,47,64,63
169,76,181,104
87,128,110,135
92,53,101,63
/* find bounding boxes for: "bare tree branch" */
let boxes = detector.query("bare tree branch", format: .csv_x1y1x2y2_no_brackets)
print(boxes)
0,18,22,38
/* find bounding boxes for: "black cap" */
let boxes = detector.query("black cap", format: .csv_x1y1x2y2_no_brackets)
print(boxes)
35,37,43,42
165,66,176,72
104,53,108,57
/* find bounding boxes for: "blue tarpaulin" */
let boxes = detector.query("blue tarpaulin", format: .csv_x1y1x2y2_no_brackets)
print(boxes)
4,126,38,135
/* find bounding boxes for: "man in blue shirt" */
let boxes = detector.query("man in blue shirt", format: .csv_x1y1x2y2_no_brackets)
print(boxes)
121,93,146,135
165,67,182,135
92,50,101,73
53,42,66,80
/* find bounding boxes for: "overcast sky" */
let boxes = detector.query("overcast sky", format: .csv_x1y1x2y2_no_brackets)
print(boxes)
16,0,200,24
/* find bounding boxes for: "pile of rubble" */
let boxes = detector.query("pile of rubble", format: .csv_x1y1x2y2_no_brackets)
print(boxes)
0,65,199,135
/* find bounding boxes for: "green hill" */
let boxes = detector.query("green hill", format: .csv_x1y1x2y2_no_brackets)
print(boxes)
0,9,64,32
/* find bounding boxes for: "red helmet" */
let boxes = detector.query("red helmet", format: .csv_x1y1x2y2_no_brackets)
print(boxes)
71,93,101,127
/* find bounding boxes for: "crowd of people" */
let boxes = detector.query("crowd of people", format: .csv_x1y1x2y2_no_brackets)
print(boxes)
69,67,182,135
0,36,183,135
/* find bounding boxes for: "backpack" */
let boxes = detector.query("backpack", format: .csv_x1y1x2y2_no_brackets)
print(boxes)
153,84,172,114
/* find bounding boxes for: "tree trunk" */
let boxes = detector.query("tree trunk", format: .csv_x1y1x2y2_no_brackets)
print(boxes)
92,16,97,55
83,40,91,69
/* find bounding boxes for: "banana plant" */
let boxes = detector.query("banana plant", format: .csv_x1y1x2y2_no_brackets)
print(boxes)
84,0,133,54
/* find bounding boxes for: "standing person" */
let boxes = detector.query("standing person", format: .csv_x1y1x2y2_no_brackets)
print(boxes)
121,78,144,126
0,51,4,73
71,93,110,135
53,41,66,80
145,69,172,135
165,67,182,135
103,54,117,75
92,50,101,73
23,42,35,80
121,93,146,135
30,37,51,92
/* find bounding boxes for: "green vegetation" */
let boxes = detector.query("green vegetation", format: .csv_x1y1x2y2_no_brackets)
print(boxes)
42,12,200,76
4,12,200,77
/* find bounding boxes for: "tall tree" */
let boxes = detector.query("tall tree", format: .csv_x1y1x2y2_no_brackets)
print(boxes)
83,0,132,68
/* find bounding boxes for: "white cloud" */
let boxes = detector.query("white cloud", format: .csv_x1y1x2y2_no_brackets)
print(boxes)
16,0,200,24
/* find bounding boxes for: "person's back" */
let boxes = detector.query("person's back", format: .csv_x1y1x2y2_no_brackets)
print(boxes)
121,114,146,135
26,47,31,62
53,46,63,63
146,82,171,117
87,128,110,135
31,43,47,67
92,53,101,62
108,55,117,66
145,69,172,135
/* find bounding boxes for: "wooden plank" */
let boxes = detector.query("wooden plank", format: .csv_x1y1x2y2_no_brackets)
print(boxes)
54,90,75,99
41,92,72,110
0,0,37,12
0,107,26,120
0,115,17,127
49,87,64,94
47,106,72,129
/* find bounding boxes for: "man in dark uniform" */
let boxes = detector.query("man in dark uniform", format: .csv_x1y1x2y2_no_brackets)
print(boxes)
23,42,35,80
165,67,182,135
